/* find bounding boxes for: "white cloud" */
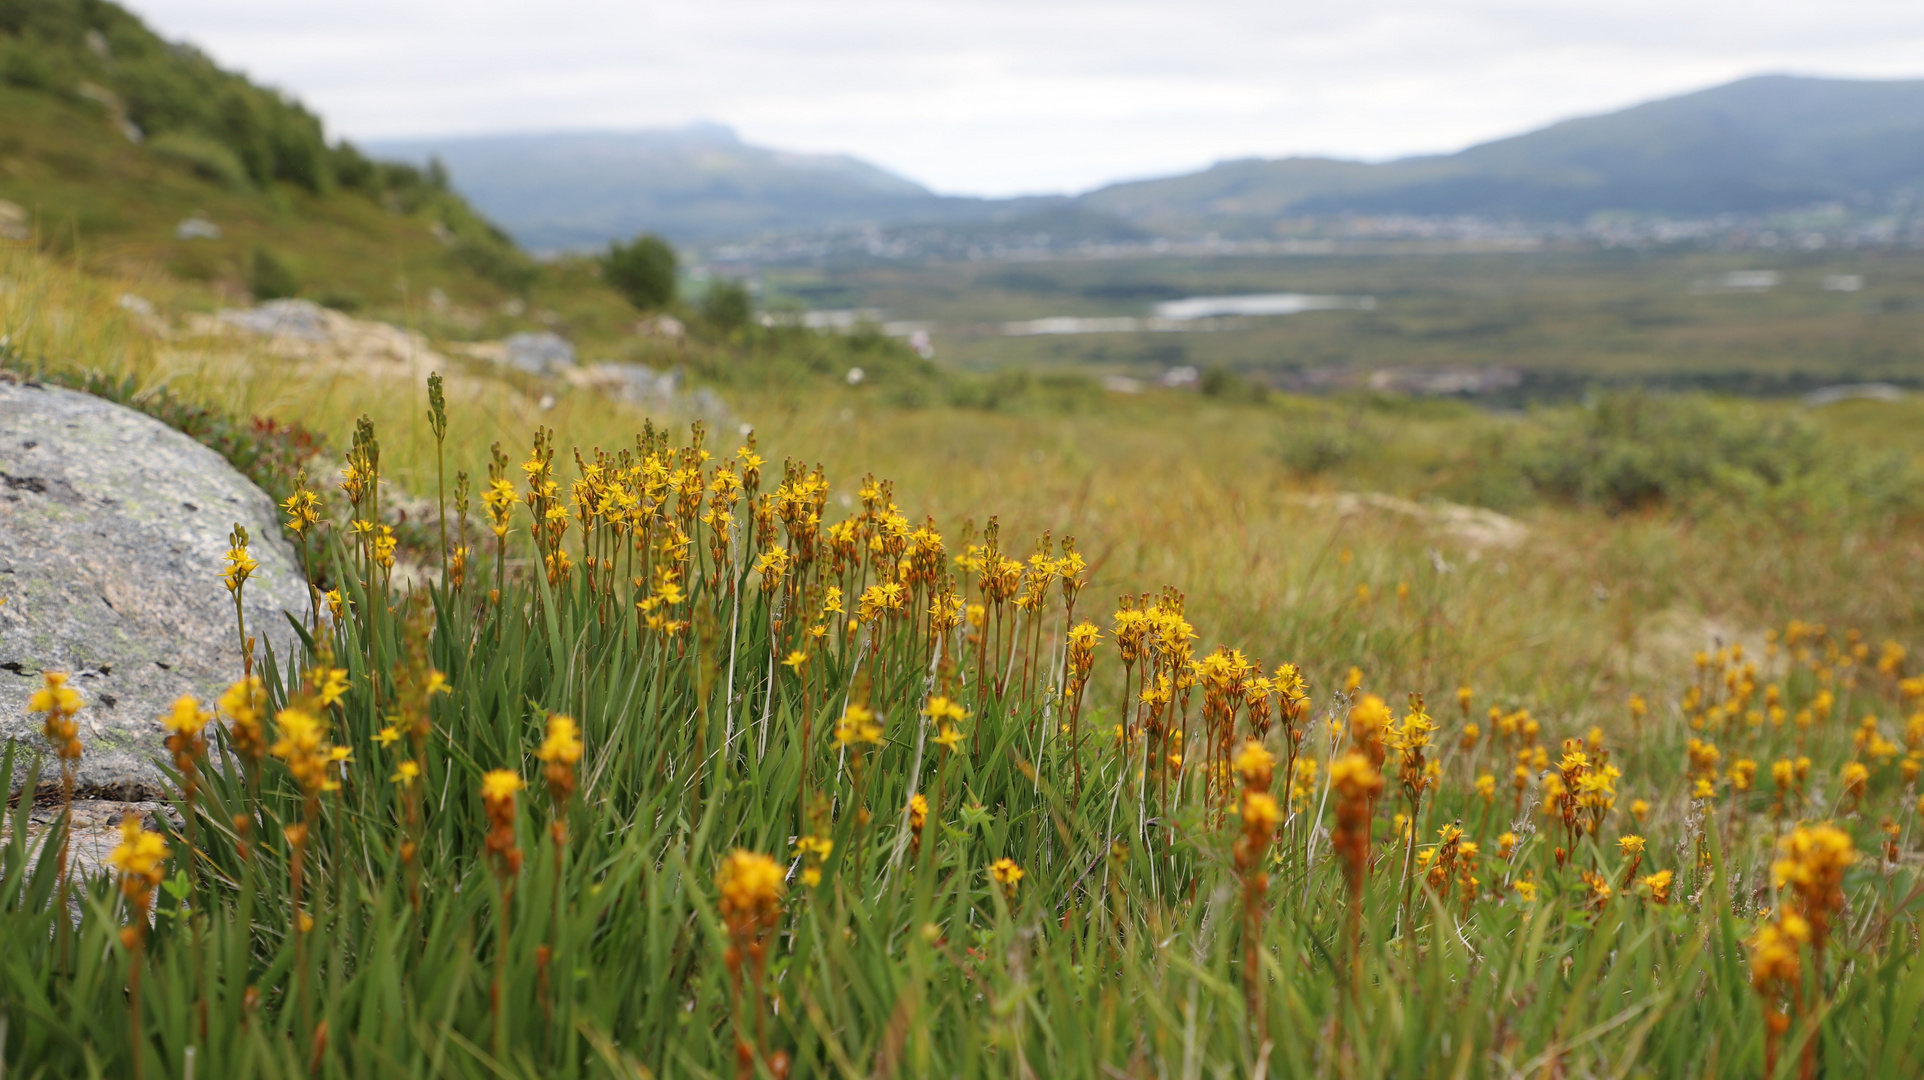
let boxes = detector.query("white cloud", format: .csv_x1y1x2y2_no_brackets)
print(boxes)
125,0,1924,195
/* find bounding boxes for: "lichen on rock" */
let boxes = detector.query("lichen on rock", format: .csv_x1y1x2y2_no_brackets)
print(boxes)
0,382,307,796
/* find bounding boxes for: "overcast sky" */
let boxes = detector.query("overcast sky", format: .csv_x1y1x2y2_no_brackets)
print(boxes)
128,0,1924,197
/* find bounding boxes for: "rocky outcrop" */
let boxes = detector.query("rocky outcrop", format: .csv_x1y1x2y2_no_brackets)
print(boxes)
0,381,307,796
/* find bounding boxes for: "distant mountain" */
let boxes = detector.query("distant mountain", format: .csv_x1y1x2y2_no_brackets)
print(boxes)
1083,76,1924,230
371,75,1924,253
367,125,1036,252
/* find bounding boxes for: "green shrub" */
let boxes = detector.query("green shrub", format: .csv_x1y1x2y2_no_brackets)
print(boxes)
602,233,678,311
1517,391,1915,514
700,279,752,333
0,36,53,90
148,130,249,188
249,246,299,300
1274,411,1377,476
449,236,537,291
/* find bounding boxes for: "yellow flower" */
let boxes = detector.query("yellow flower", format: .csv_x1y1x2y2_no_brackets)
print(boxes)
1513,879,1537,903
782,650,808,673
316,667,350,708
108,813,169,886
989,857,1025,889
535,714,584,767
1841,761,1870,800
160,694,207,735
221,527,258,594
717,849,785,920
1619,835,1646,857
481,769,526,805
375,724,404,747
28,670,83,718
1241,791,1282,834
1329,752,1382,799
922,696,967,722
1232,740,1276,787
1641,869,1674,904
271,706,339,795
391,760,421,785
832,703,884,747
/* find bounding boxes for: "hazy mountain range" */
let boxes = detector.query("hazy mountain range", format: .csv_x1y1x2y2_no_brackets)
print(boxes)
367,124,1061,251
373,75,1924,253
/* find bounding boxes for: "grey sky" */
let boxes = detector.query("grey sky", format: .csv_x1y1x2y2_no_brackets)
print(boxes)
129,0,1924,197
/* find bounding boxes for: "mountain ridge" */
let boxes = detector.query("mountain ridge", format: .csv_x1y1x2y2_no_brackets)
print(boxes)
383,74,1924,251
1083,74,1924,230
367,125,1016,252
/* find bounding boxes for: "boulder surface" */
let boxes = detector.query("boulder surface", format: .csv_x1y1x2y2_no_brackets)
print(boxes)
0,381,307,796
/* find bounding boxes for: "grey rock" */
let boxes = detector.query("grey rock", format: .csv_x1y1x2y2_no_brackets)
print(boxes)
1802,382,1907,407
0,383,307,797
502,331,575,373
174,217,222,241
216,298,330,341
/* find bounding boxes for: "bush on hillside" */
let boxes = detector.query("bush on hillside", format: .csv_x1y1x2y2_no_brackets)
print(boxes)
0,35,53,90
602,234,678,311
249,247,299,301
449,235,538,291
1274,410,1377,476
1517,391,1914,514
700,279,753,333
148,130,250,189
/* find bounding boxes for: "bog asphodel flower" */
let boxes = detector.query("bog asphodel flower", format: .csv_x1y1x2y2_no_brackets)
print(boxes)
1330,751,1383,909
923,695,967,754
271,706,346,796
1772,824,1856,950
535,713,584,805
108,812,168,949
1348,695,1392,767
481,769,525,877
718,849,785,951
833,703,884,748
161,693,209,791
990,857,1025,896
1233,740,1276,789
1640,868,1674,904
221,525,258,595
794,835,833,887
30,670,84,764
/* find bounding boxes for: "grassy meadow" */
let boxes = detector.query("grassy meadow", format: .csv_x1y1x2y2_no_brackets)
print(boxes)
6,239,1924,1077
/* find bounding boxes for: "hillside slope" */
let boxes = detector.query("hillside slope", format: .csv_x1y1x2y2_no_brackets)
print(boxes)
0,0,617,325
1083,75,1924,230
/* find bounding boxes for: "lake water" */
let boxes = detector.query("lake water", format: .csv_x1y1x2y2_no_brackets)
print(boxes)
1000,293,1375,336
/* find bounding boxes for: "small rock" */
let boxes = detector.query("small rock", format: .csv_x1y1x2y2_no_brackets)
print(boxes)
502,331,575,374
175,216,222,240
0,384,307,797
216,298,330,341
0,200,27,241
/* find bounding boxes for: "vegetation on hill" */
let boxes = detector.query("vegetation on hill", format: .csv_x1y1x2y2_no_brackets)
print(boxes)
601,234,679,310
0,0,613,326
